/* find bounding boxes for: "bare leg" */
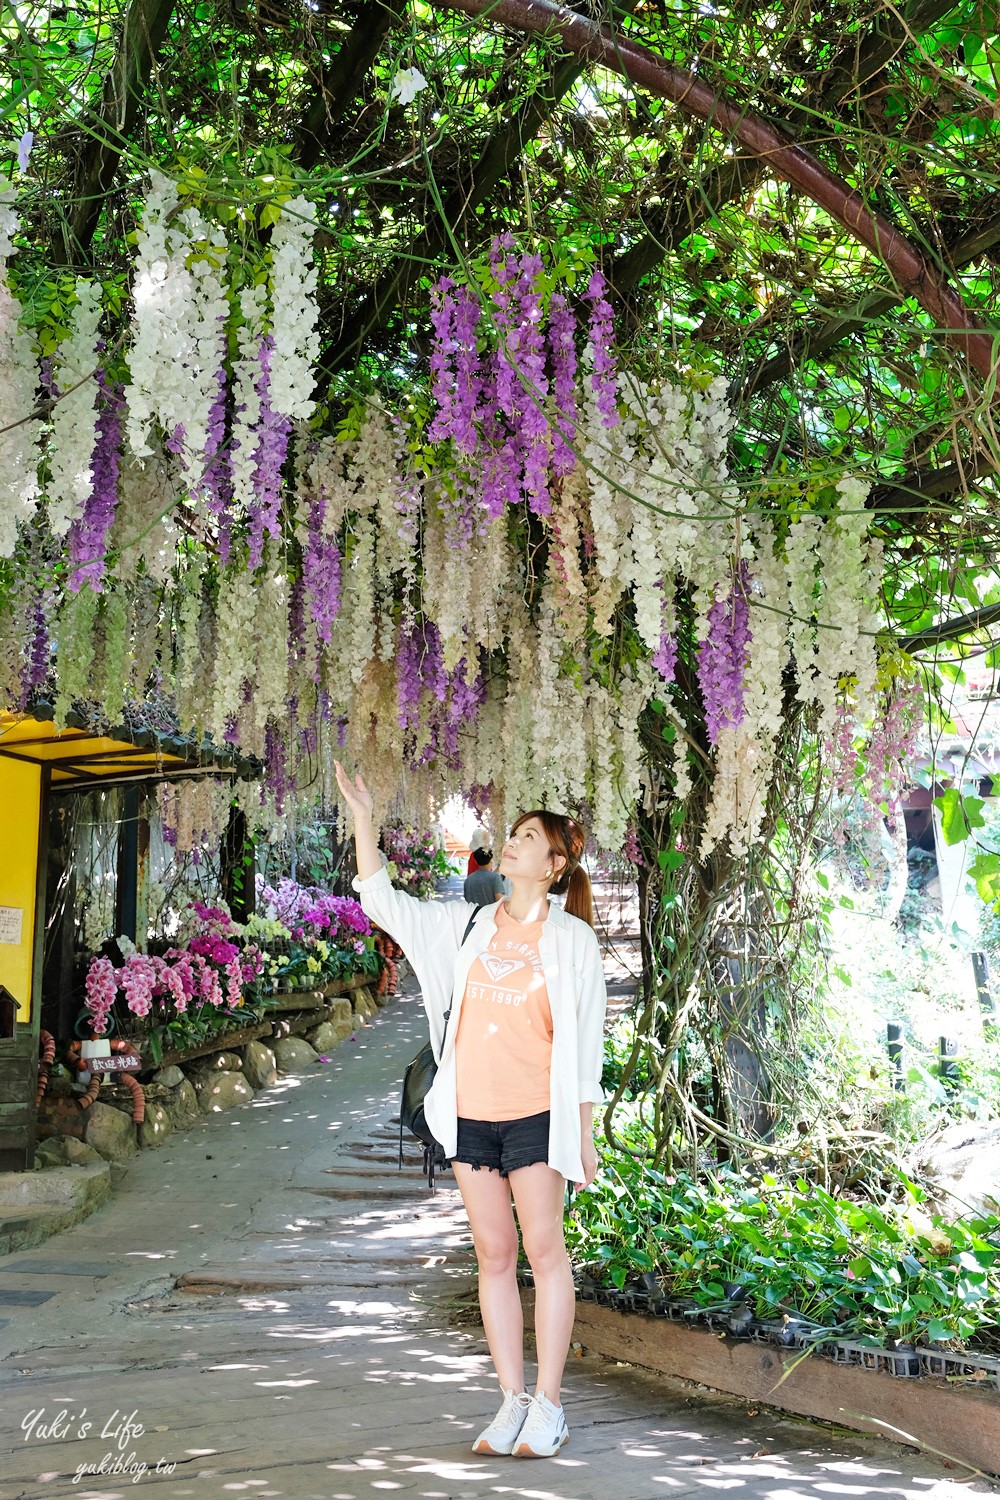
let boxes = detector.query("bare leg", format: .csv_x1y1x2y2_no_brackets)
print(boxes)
509,1162,574,1405
453,1161,525,1393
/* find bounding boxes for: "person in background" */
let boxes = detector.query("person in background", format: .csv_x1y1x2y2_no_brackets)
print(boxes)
467,828,491,875
464,854,507,908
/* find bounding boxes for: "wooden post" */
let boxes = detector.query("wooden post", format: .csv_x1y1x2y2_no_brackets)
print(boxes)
221,803,256,922
939,1035,960,1085
886,1023,904,1090
972,951,997,1041
116,785,140,944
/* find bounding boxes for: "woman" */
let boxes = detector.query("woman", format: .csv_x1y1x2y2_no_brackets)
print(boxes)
335,760,607,1461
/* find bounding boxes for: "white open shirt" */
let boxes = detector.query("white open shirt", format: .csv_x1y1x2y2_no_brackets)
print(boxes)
352,866,608,1182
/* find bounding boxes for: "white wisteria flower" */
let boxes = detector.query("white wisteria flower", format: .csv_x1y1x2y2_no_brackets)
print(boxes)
47,279,102,537
269,197,320,421
0,278,40,554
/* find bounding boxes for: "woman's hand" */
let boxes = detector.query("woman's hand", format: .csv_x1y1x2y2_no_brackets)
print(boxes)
334,760,374,823
574,1135,599,1192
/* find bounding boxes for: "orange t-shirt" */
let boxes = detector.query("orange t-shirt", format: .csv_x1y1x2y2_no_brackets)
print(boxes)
454,905,553,1121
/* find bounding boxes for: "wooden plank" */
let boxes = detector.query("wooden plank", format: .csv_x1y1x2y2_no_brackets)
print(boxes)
0,1035,39,1059
266,991,327,1013
0,1064,34,1099
147,1020,275,1070
521,1291,1000,1477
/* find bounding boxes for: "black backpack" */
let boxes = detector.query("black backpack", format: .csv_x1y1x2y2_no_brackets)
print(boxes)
398,907,479,1190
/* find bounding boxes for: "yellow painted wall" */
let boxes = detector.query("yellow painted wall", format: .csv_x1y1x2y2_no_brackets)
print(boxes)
0,758,41,1021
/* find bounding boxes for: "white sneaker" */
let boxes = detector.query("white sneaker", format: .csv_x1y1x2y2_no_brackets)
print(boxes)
472,1387,532,1455
512,1390,569,1457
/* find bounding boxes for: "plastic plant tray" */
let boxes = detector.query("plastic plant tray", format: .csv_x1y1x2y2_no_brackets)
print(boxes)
918,1348,1000,1385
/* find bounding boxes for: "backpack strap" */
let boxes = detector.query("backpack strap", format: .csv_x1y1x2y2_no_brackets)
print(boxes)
440,906,482,1033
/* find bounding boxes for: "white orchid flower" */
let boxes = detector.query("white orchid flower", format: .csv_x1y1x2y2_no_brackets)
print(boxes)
390,67,428,106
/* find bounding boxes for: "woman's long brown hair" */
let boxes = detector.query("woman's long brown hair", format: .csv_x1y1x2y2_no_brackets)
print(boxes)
510,810,595,926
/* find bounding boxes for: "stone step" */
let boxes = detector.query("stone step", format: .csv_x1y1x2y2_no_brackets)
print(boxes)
0,1163,111,1258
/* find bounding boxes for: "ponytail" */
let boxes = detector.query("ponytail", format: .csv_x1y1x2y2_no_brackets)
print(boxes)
510,808,595,928
564,864,595,927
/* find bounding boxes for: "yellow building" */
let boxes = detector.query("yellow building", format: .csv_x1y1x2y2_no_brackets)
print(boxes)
0,707,257,1172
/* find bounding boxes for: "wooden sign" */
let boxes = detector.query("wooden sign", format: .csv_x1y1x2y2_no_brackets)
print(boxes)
84,1053,142,1073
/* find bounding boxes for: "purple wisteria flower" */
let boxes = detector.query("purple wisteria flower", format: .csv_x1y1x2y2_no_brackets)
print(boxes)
264,721,289,814
515,253,551,517
396,619,448,738
585,269,620,428
491,235,520,419
428,279,482,457
452,284,483,455
653,631,678,684
422,239,622,517
697,567,752,746
428,276,457,445
396,623,424,733
248,337,291,569
67,370,123,592
20,595,50,704
479,410,515,521
548,291,578,476
467,782,494,818
203,360,234,562
301,489,342,643
440,655,485,766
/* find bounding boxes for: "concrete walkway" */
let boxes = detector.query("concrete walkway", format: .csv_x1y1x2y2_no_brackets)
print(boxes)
0,973,994,1498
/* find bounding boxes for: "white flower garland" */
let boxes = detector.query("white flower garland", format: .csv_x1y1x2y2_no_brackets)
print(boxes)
251,545,290,730
210,566,257,738
267,198,319,421
0,194,40,555
814,476,876,735
125,175,228,469
47,280,102,536
174,571,204,731
230,284,268,528
785,513,822,706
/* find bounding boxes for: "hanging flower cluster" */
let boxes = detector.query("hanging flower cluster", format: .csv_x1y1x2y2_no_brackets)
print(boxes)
0,175,897,863
0,192,41,555
427,242,621,523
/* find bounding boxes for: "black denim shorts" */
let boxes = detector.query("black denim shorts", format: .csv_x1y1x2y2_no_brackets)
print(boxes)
449,1110,550,1177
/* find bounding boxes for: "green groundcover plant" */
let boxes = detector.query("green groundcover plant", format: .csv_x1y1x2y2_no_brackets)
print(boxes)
564,1151,1000,1352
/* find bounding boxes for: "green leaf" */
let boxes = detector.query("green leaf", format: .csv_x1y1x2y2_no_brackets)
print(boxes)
969,851,1000,907
934,788,986,846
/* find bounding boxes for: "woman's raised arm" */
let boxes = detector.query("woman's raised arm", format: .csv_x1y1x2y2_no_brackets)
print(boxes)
335,759,471,960
334,761,380,878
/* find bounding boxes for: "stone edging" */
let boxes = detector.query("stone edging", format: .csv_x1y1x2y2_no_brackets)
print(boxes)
34,979,393,1166
519,1288,1000,1477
